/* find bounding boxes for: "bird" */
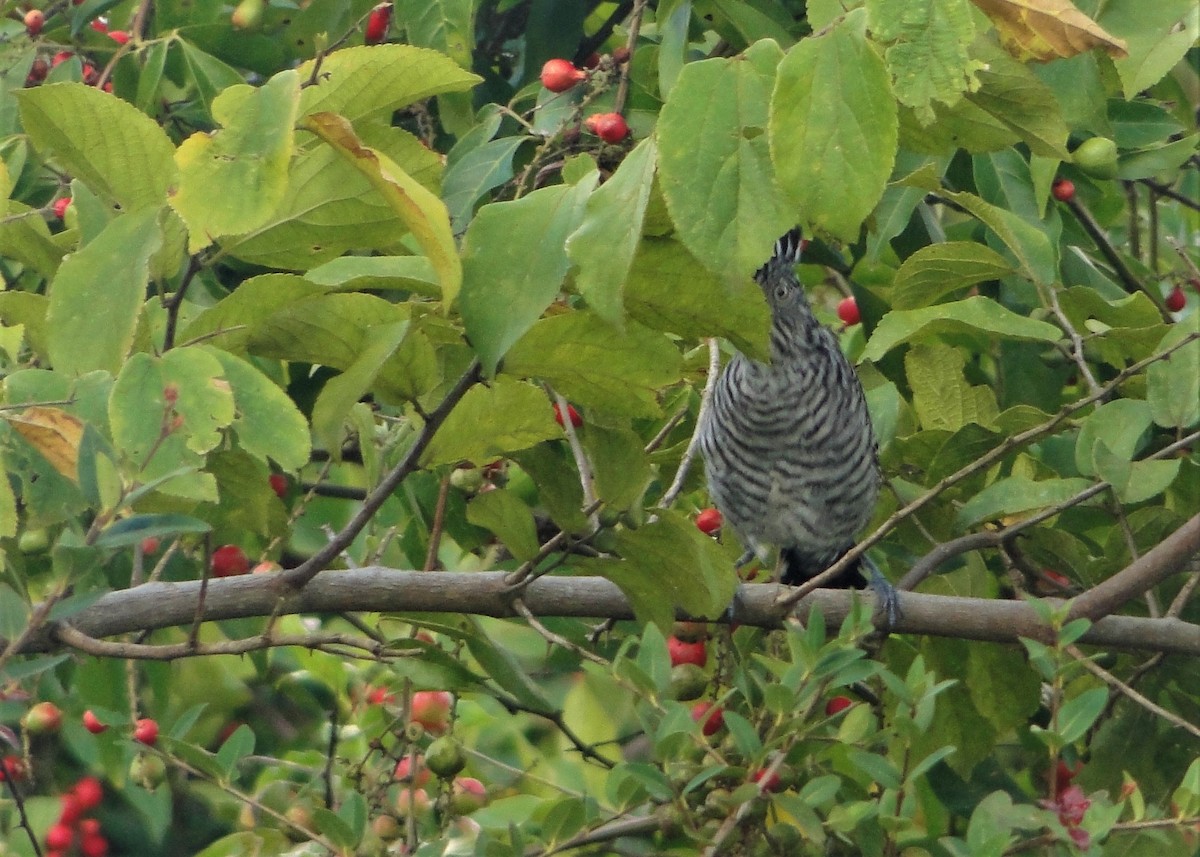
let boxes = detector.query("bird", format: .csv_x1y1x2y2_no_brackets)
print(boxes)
698,228,899,625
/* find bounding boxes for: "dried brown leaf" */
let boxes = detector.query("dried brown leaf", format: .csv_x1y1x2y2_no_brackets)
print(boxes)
970,0,1128,62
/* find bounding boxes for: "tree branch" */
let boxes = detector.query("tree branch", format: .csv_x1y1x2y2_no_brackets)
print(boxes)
7,570,1197,657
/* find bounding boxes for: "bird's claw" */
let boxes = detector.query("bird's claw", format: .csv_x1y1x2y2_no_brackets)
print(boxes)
863,555,901,630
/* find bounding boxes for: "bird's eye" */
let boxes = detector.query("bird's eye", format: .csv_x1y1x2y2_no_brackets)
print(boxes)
774,285,788,300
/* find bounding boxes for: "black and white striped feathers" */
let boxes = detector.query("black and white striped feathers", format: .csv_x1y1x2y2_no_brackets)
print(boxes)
699,230,880,586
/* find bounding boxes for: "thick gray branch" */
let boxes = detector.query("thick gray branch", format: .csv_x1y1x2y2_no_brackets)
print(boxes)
8,570,1198,656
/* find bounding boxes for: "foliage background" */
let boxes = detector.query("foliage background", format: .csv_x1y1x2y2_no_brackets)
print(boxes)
0,0,1197,855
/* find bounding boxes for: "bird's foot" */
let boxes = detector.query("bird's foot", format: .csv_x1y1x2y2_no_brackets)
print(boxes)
862,555,901,630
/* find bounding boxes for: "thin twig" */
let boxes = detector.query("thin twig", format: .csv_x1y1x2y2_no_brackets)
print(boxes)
1067,644,1200,739
551,388,599,521
612,0,648,115
512,598,609,667
423,472,453,571
1063,195,1164,318
1042,285,1102,396
661,338,721,509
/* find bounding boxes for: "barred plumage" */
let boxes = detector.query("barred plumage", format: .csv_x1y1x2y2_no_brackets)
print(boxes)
699,230,894,611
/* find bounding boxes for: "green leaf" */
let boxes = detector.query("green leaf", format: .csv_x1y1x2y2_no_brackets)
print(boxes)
584,511,738,630
463,618,552,710
442,135,526,233
891,242,1014,309
223,123,442,270
957,476,1094,528
1074,399,1151,477
658,39,793,282
304,255,439,296
16,82,177,211
421,377,563,467
246,293,405,369
311,321,409,456
395,0,475,68
300,112,462,305
866,0,983,124
771,12,898,241
625,238,771,360
171,70,301,252
1056,687,1109,744
204,349,312,471
1147,322,1200,429
584,425,654,512
865,297,1060,362
0,203,62,278
179,274,328,352
93,514,212,549
466,489,540,562
296,44,480,127
566,137,657,327
109,349,235,500
961,44,1069,159
1093,440,1180,505
177,39,246,116
1098,0,1199,99
458,178,596,375
941,189,1057,285
906,344,999,431
46,207,163,376
214,724,256,780
503,313,682,419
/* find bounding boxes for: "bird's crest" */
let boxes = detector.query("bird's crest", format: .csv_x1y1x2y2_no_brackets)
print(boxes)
753,228,804,285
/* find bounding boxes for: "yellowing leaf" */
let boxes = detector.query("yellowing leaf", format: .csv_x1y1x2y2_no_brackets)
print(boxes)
6,407,84,482
300,112,462,306
969,0,1128,62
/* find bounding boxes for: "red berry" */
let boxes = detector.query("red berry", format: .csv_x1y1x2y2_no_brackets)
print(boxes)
23,700,63,734
80,832,109,857
268,473,288,498
0,754,27,782
133,717,159,746
73,775,104,809
409,691,453,734
540,58,586,93
584,112,629,143
553,402,582,428
750,768,783,792
90,18,109,33
82,710,108,734
210,544,250,577
695,507,722,535
108,30,130,45
836,296,860,326
825,696,853,716
667,636,707,668
690,702,724,736
26,57,49,85
364,2,391,44
79,818,102,838
1051,179,1075,202
394,754,431,787
140,536,160,554
366,686,394,705
46,824,74,851
1165,284,1186,312
51,51,73,67
581,52,600,69
450,776,488,813
53,197,72,220
24,9,45,36
59,793,84,824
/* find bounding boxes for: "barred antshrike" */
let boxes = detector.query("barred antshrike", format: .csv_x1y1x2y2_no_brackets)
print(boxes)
698,229,899,624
